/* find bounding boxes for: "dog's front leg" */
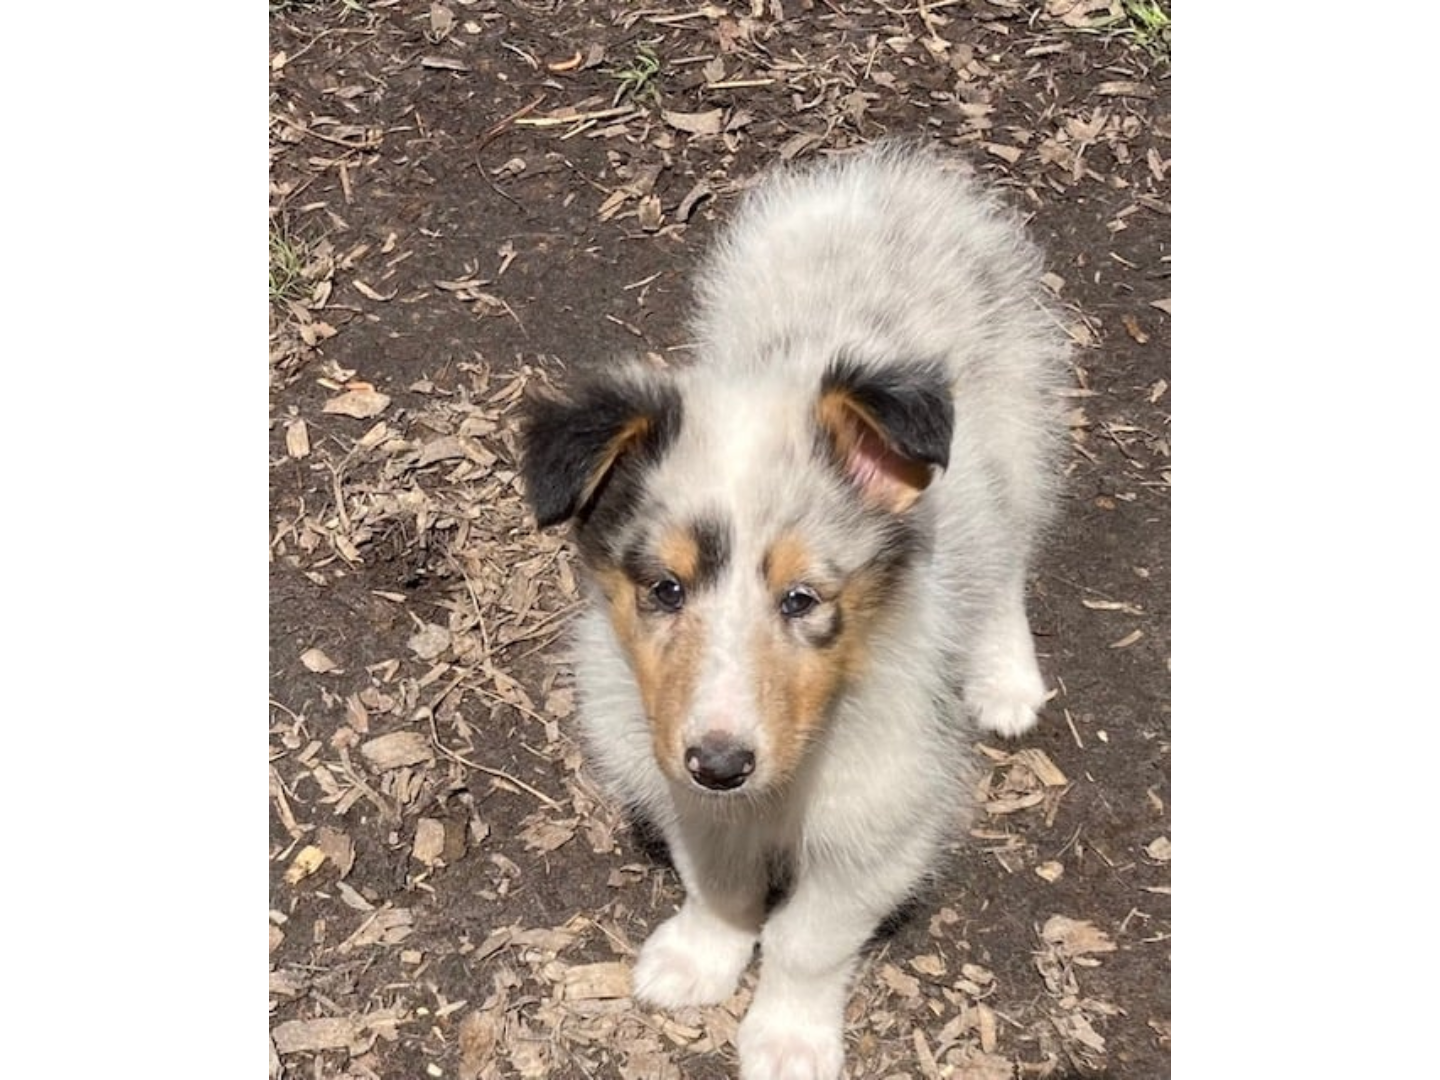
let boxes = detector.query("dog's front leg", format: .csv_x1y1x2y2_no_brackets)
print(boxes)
737,857,912,1080
632,817,767,1009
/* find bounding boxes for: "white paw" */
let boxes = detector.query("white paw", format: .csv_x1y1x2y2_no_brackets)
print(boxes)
967,668,1047,738
632,908,756,1009
737,1001,844,1080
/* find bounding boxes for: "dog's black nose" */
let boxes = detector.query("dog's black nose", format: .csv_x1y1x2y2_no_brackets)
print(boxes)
685,740,756,791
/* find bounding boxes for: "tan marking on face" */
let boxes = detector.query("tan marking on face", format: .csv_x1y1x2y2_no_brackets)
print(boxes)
656,526,701,585
816,390,934,512
593,563,705,784
751,540,898,786
764,531,813,595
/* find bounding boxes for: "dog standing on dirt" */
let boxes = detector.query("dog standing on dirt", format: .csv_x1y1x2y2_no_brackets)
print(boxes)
520,142,1069,1080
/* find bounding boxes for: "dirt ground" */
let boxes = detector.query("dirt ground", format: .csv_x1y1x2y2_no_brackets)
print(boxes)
268,2,1170,1077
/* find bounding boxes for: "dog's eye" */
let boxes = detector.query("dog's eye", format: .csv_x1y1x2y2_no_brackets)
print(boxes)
779,585,821,619
650,577,686,613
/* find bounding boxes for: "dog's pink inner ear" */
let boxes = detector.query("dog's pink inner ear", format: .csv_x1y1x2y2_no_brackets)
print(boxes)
817,392,935,512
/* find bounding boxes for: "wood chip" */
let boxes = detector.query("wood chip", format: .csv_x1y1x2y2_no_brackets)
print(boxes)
271,1016,361,1054
323,388,391,419
284,418,310,458
562,961,631,1000
360,731,435,771
977,1002,998,1054
317,825,356,878
983,142,1023,164
1011,747,1068,787
421,55,469,71
413,818,447,866
1108,628,1144,649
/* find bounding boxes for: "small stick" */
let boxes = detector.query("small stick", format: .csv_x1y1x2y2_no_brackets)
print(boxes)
476,94,546,153
427,710,564,810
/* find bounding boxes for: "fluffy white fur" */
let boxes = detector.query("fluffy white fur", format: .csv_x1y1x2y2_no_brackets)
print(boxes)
560,143,1067,1079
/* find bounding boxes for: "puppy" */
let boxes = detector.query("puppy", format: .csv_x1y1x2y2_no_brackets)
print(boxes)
520,142,1068,1080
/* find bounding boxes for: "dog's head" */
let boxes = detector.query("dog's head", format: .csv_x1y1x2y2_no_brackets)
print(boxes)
520,354,953,796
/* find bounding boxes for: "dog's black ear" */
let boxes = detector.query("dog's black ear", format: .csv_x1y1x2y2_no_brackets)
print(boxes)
520,368,682,528
816,354,954,513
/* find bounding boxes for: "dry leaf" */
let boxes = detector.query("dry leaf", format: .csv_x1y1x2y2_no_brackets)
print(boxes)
519,815,578,854
910,953,946,978
338,906,415,952
299,647,338,673
662,108,724,135
879,962,921,998
428,3,454,41
1041,915,1117,957
408,623,452,661
1145,836,1171,862
1046,0,1114,28
950,1048,1012,1080
1122,313,1150,344
985,790,1045,815
1036,860,1065,882
1053,1007,1108,1053
323,388,391,419
458,1008,502,1080
283,845,326,885
352,279,396,302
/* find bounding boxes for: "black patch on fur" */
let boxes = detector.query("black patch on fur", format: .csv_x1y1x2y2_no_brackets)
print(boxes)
623,806,674,868
619,540,659,591
619,515,731,595
691,515,731,590
867,894,927,946
821,352,955,470
872,514,926,575
519,372,681,529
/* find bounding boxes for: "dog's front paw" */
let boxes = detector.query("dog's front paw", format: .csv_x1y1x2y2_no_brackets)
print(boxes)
737,999,844,1080
968,684,1042,738
632,908,756,1009
967,664,1047,739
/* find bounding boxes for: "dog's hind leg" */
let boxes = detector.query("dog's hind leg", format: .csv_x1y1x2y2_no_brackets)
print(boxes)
632,819,766,1009
964,572,1048,739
